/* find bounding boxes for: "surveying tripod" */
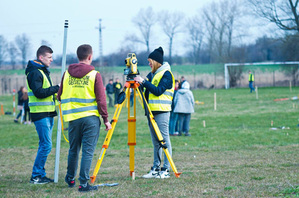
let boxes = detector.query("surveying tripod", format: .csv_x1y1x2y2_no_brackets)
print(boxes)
90,79,182,183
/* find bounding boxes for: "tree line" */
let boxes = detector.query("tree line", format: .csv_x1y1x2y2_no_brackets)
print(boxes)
1,0,299,69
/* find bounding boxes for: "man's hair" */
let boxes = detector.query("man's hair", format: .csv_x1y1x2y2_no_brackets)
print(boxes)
36,45,53,58
77,44,92,61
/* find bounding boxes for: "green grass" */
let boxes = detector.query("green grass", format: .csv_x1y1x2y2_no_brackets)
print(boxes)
0,87,298,197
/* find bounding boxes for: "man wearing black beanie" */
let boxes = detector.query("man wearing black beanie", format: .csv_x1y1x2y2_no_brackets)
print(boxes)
134,46,175,179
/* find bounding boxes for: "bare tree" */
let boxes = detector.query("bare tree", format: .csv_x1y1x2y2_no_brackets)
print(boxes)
186,15,205,64
159,11,185,65
131,7,157,53
8,42,19,70
202,0,243,63
41,40,51,47
15,33,31,69
0,35,8,67
248,0,299,32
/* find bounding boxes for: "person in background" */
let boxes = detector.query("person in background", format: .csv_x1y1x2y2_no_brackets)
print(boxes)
179,76,186,89
57,44,111,192
134,46,174,179
106,79,114,107
248,70,255,93
169,80,179,136
14,86,25,123
113,78,122,105
22,89,31,125
173,81,194,136
26,45,59,184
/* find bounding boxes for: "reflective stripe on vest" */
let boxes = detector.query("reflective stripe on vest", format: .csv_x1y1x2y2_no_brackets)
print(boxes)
61,70,100,122
27,69,56,113
148,69,175,111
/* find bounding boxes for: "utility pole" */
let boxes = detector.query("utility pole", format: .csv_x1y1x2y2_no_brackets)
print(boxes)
99,18,103,66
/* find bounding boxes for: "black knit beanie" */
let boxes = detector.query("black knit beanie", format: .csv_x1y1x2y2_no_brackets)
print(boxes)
148,47,164,64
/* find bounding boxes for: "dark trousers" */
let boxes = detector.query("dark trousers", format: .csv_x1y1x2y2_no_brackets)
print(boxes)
178,113,191,133
249,81,255,92
66,116,100,184
107,93,114,107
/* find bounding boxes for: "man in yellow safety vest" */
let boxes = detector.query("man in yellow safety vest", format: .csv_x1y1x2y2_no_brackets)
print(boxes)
113,78,122,105
57,44,112,192
25,45,60,184
248,70,255,93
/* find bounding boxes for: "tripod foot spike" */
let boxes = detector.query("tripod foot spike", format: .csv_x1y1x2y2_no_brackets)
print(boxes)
90,176,96,184
175,172,182,178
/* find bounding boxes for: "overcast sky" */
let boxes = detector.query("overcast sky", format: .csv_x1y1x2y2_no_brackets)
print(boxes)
0,0,279,61
0,0,217,59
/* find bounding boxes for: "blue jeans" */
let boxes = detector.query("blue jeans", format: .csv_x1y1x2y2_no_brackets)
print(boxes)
32,117,54,178
169,112,178,134
148,112,172,169
178,113,191,133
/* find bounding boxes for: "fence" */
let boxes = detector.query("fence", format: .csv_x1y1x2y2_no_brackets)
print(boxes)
0,69,296,96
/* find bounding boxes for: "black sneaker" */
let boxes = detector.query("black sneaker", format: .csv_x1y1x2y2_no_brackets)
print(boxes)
65,175,76,188
30,176,49,184
43,176,54,183
78,183,98,192
185,133,191,136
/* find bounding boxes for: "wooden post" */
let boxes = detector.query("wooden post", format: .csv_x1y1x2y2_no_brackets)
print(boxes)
214,92,217,110
255,86,258,99
203,120,206,128
290,81,292,92
12,89,16,116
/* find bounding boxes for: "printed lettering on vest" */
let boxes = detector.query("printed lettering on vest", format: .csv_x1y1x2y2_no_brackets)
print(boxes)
68,75,90,87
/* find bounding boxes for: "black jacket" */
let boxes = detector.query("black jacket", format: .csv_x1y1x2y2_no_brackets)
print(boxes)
25,60,59,122
106,83,114,94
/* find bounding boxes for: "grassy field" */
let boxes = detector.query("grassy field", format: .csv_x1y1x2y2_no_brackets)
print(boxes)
0,87,298,197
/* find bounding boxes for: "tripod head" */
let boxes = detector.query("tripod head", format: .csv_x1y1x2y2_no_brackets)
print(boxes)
124,53,140,81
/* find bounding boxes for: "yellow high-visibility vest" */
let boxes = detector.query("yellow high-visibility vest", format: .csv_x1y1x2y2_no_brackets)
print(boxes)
61,70,100,122
27,69,56,113
249,73,254,81
115,83,121,89
148,69,175,111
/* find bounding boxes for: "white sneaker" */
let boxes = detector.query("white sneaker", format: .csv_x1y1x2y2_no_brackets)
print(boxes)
156,168,170,179
142,167,160,179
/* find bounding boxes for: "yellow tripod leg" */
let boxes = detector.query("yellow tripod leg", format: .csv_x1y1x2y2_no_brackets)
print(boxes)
90,88,129,183
135,86,182,178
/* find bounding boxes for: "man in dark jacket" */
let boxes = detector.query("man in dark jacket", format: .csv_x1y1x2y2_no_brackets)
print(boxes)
25,45,60,184
106,79,114,107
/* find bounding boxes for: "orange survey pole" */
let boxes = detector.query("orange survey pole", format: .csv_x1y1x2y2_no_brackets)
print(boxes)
127,81,136,176
12,89,16,116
